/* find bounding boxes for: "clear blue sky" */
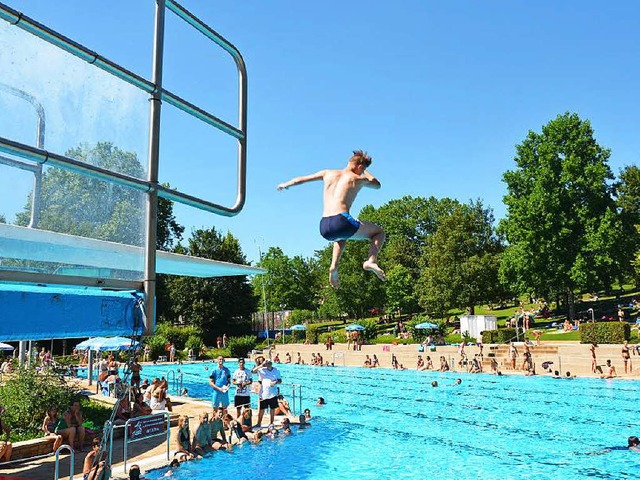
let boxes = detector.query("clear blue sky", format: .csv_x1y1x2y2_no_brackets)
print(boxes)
1,1,639,264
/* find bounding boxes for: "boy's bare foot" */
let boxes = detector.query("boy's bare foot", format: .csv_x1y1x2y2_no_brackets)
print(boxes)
329,268,339,288
363,261,386,281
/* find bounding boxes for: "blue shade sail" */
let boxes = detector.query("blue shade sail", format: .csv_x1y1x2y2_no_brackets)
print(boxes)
0,284,143,341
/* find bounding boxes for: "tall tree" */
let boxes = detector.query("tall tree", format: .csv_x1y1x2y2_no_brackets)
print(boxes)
363,196,460,314
252,247,320,311
16,142,146,245
155,188,185,323
315,241,386,319
417,201,502,316
499,113,620,318
616,165,640,285
166,228,258,344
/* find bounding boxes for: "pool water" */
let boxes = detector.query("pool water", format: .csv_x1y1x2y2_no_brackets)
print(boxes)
133,362,639,479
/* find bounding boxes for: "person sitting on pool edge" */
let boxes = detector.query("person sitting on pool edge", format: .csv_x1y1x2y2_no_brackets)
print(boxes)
601,360,617,379
277,150,386,288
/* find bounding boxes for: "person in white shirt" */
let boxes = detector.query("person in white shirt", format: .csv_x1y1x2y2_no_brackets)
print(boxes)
256,360,281,427
232,358,253,417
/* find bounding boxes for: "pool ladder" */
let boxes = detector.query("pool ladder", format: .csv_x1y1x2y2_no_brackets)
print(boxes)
289,383,303,416
167,369,184,395
54,444,74,480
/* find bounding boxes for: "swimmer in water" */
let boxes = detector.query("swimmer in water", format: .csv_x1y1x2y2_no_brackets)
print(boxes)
277,150,386,288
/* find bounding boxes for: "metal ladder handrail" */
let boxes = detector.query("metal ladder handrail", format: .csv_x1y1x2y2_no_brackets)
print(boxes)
166,369,183,395
54,444,74,480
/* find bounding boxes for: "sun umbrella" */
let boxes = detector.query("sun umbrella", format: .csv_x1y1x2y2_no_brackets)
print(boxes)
345,324,365,331
0,342,14,351
75,336,139,351
415,322,438,330
290,324,307,331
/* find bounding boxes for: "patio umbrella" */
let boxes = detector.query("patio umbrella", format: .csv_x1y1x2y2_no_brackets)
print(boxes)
75,336,139,351
345,324,365,331
0,342,14,351
290,324,307,331
415,322,438,330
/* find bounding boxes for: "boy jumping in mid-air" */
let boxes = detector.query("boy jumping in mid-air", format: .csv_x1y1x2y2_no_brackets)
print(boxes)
277,150,386,288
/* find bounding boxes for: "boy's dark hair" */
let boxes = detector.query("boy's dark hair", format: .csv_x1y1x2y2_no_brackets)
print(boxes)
349,150,372,168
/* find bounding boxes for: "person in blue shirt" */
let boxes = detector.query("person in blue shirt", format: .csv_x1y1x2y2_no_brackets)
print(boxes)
209,356,231,414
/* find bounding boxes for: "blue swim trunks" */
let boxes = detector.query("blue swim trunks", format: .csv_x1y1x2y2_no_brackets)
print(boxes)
212,390,230,408
319,212,361,241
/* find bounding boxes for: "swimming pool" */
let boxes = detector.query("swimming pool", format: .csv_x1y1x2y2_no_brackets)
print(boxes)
137,362,639,479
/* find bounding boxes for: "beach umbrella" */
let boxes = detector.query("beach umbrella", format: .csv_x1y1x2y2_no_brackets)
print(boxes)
290,324,307,331
75,336,139,351
345,324,365,331
0,342,14,351
414,322,438,330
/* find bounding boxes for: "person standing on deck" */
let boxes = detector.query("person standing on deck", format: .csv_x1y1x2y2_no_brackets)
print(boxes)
256,359,282,427
210,356,231,414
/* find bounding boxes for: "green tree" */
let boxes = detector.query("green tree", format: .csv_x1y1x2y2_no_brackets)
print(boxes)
499,113,621,318
166,228,258,345
252,247,320,311
315,241,386,318
616,165,640,285
385,264,419,315
16,142,146,245
155,186,185,322
0,213,5,223
418,201,502,316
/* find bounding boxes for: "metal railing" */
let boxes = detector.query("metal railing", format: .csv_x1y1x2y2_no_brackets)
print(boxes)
122,412,171,474
54,444,74,480
0,0,247,217
166,369,183,395
287,383,303,416
0,0,249,334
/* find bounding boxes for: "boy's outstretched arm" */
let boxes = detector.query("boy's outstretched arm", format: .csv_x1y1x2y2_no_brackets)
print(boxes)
277,170,325,191
361,169,381,189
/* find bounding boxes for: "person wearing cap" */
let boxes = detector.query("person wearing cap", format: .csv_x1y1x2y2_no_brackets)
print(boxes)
256,359,281,427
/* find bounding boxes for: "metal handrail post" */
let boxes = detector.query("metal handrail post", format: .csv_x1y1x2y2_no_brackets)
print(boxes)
166,369,175,392
0,83,45,228
142,0,166,336
54,444,74,480
107,420,115,469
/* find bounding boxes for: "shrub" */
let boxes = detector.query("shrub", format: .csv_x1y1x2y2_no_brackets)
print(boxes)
358,318,380,343
0,367,78,442
185,336,204,358
288,309,315,326
319,331,347,344
291,330,305,343
371,334,413,345
204,347,231,359
80,398,113,431
580,322,630,344
306,325,319,344
227,336,257,359
145,333,169,360
154,323,202,350
482,328,522,344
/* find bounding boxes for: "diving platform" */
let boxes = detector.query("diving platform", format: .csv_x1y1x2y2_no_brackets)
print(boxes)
0,223,264,281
